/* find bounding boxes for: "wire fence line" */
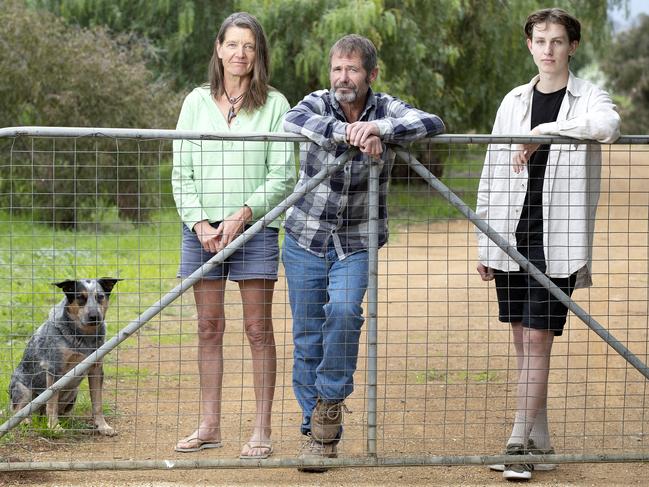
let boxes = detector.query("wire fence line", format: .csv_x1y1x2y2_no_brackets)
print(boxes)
0,145,358,438
393,147,649,381
0,128,648,472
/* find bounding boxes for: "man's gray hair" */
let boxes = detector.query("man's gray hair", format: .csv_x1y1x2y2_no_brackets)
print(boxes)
329,34,377,73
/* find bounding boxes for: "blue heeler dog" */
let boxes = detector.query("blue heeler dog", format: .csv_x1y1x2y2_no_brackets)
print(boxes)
9,278,121,435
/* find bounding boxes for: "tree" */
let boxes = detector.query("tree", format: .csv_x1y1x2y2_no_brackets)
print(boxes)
31,0,618,185
240,0,617,180
242,0,617,132
33,0,619,132
1,0,180,129
602,13,649,134
29,0,235,90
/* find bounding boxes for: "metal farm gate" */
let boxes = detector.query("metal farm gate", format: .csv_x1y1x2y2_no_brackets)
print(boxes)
1,127,648,474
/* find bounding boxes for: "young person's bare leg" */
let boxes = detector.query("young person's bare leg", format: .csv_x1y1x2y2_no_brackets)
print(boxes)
508,327,554,447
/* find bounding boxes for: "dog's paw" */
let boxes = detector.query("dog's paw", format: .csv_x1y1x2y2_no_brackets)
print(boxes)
96,423,117,436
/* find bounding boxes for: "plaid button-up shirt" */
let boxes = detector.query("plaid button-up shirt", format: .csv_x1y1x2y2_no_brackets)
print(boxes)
283,88,445,259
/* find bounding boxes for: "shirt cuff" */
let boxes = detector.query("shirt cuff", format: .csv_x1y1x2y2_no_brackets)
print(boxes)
535,121,560,135
242,203,253,222
244,196,263,220
374,119,393,137
184,209,210,233
332,122,348,144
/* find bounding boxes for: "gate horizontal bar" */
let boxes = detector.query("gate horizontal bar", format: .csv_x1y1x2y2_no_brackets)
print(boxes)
2,452,649,472
0,126,647,144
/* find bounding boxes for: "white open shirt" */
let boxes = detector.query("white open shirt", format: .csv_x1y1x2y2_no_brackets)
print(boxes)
476,72,621,289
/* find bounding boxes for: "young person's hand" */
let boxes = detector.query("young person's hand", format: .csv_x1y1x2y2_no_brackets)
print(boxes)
477,263,495,281
513,127,542,173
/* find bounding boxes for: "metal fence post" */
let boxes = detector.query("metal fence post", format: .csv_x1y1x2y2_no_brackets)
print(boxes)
366,160,381,457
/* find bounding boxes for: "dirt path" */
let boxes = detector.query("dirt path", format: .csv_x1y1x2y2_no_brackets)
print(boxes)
2,145,649,486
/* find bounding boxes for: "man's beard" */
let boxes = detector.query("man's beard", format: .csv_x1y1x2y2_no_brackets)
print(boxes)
333,84,358,103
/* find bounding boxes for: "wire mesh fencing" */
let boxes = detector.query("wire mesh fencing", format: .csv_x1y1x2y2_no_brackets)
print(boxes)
0,128,648,472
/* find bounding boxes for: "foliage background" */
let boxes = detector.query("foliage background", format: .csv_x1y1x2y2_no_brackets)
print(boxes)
2,0,642,226
0,0,181,129
601,13,649,134
20,0,627,132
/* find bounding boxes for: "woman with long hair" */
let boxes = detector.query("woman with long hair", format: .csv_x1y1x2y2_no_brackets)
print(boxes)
172,12,294,459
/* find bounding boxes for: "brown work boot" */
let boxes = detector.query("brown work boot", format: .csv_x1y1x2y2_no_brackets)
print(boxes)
297,434,338,473
311,399,348,443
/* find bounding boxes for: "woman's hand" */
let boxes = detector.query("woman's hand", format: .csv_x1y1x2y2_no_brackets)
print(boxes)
214,205,253,252
193,220,223,253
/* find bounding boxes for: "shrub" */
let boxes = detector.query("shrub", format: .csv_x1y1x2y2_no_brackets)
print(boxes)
0,1,182,227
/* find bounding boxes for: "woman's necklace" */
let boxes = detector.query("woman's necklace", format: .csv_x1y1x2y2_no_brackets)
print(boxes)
224,90,245,124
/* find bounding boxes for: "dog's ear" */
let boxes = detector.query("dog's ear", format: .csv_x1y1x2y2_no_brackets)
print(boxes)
53,280,79,303
97,278,123,298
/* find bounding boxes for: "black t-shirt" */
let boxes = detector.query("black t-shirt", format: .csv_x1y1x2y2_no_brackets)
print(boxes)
515,85,566,248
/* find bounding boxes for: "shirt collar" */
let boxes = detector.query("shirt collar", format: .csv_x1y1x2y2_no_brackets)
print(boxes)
565,71,581,98
513,71,580,117
516,71,580,99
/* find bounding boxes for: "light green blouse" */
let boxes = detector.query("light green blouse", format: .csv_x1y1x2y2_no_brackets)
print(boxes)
172,87,295,230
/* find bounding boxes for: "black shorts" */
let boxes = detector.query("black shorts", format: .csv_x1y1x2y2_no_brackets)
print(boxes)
493,245,577,336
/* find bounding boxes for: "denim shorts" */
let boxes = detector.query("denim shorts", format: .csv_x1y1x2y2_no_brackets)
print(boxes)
178,223,279,281
493,244,577,336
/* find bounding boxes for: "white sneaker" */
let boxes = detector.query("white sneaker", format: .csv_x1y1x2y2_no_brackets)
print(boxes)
501,443,533,481
490,439,556,472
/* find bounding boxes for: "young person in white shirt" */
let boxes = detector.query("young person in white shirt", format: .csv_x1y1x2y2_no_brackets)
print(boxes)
475,8,620,481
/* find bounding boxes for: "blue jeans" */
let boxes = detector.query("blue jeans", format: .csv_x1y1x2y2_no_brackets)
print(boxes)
282,234,368,435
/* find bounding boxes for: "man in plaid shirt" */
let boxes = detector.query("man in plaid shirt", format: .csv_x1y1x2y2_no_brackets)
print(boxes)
281,34,445,470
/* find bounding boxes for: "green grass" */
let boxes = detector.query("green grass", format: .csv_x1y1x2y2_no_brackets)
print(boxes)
415,369,447,383
30,383,117,438
388,155,481,227
149,331,195,346
104,361,151,381
0,208,182,340
415,369,500,384
0,370,117,441
0,355,15,436
0,207,182,417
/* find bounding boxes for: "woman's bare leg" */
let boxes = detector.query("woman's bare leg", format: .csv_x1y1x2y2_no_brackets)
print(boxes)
239,279,276,457
177,279,226,448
